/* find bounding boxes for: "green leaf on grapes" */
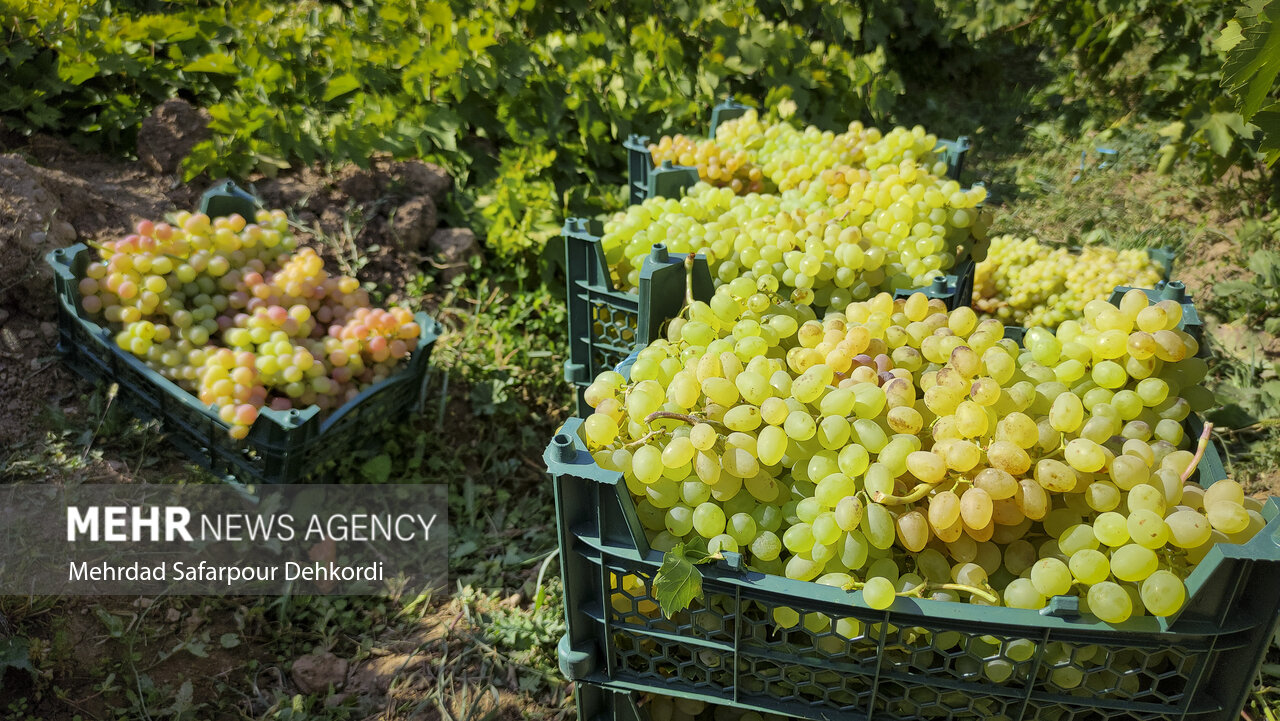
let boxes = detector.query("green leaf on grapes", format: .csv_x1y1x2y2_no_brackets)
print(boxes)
653,543,716,617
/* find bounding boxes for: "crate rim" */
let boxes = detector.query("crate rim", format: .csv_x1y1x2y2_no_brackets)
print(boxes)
549,415,1276,638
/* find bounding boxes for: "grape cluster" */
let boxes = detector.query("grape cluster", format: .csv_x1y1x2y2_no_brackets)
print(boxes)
582,284,1254,631
600,172,986,306
974,235,1164,327
648,134,769,194
607,108,987,305
76,209,423,439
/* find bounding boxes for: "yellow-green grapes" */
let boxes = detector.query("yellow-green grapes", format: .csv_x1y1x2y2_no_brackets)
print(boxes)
974,235,1164,327
582,283,1253,642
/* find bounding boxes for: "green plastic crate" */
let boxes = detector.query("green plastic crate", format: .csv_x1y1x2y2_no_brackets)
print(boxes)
892,258,976,313
47,244,442,484
547,415,1278,721
563,218,715,416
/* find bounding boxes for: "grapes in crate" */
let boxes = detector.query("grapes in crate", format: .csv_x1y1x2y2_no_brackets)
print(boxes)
973,235,1164,327
74,208,423,439
581,283,1257,627
607,108,989,305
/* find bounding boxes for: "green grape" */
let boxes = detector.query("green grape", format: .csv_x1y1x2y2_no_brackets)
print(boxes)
1030,558,1073,597
751,531,782,561
863,503,897,550
1087,581,1133,624
1207,502,1250,534
1003,577,1046,609
1064,438,1106,473
862,576,897,610
1110,544,1158,582
1068,549,1110,585
1140,570,1186,616
1126,509,1169,549
835,496,865,531
728,513,757,545
1049,393,1084,433
1165,509,1211,549
693,502,727,538
1093,512,1130,547
783,523,815,554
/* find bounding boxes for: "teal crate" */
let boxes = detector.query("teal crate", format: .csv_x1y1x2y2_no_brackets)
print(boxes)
563,218,714,416
48,244,442,484
892,258,976,312
547,415,1277,721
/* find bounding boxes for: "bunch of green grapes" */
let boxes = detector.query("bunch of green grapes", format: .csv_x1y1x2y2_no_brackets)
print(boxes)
648,134,769,194
973,235,1164,327
599,173,987,303
712,110,951,192
77,209,423,439
579,283,1258,640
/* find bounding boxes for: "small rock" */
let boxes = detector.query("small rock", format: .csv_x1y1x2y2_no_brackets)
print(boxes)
391,160,451,200
39,322,56,340
427,227,480,281
292,651,348,695
389,195,438,252
137,99,212,175
0,310,10,326
18,329,35,340
323,692,350,708
165,608,181,623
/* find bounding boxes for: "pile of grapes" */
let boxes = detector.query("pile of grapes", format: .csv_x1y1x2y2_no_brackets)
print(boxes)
649,134,769,195
75,209,424,439
603,109,988,308
580,284,1252,627
974,235,1164,327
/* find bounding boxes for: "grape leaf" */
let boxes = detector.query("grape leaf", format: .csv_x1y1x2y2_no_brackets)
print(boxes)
323,73,360,101
1253,101,1280,164
1222,0,1280,120
652,542,718,617
182,52,236,74
0,637,34,678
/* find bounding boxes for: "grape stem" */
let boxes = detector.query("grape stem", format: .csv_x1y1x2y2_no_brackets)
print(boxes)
624,427,670,449
843,579,999,605
872,480,942,505
644,411,730,434
1180,422,1214,483
684,252,695,309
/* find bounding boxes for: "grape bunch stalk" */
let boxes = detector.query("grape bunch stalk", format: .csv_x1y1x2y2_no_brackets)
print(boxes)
580,282,1258,632
75,208,423,439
